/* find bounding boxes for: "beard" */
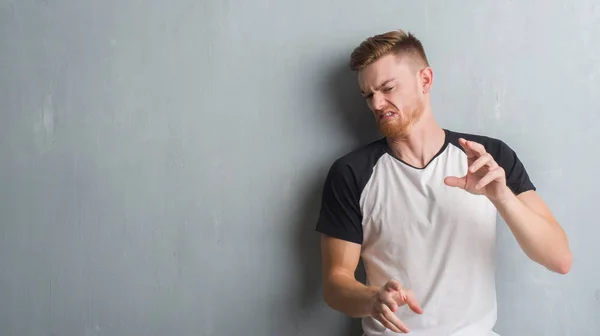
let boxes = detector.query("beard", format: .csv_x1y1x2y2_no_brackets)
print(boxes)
377,103,424,139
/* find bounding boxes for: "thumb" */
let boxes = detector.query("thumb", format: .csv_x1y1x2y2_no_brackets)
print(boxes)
444,176,466,189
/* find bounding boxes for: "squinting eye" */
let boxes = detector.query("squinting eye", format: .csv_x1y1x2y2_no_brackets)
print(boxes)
383,86,394,92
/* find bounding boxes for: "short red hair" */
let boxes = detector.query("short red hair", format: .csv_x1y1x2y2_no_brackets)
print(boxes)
349,29,430,71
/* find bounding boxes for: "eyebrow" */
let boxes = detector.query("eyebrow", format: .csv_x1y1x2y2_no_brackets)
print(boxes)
361,78,395,95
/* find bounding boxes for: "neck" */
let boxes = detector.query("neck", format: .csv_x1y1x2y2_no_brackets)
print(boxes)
386,113,446,168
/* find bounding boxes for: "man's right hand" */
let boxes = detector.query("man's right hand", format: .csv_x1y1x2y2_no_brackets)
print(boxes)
320,236,423,332
371,279,423,333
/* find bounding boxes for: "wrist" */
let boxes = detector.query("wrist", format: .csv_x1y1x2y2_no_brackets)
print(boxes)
365,286,379,313
489,185,517,207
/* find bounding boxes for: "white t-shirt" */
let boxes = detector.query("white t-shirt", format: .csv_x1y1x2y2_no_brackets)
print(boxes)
316,129,535,336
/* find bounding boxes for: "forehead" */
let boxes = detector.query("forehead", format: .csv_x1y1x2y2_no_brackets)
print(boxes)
357,54,414,90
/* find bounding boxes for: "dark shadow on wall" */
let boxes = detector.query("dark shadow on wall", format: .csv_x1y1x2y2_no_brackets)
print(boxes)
324,61,380,147
292,176,328,320
292,172,367,336
291,60,379,335
325,61,376,336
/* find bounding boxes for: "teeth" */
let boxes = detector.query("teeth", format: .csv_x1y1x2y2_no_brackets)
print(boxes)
383,112,393,117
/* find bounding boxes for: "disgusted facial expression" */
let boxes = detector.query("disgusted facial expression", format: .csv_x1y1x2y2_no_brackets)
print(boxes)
358,53,431,139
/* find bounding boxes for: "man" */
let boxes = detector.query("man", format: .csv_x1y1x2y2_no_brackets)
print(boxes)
315,30,572,335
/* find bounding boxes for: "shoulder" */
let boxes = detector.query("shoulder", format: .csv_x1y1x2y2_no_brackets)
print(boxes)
327,138,388,177
322,138,388,200
316,139,387,244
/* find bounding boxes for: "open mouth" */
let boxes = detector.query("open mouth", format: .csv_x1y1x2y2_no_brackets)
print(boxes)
379,111,397,120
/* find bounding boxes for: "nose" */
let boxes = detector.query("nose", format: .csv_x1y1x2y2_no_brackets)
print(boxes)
371,92,386,111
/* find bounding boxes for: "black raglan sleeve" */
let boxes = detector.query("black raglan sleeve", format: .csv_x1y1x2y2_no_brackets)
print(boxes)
486,139,536,195
315,160,363,245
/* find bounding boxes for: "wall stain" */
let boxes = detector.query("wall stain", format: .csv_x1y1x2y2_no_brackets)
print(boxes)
33,94,56,153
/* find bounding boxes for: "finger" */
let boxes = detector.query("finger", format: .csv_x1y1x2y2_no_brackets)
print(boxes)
475,168,505,190
385,279,402,292
402,289,424,315
378,290,399,312
458,138,478,158
377,314,402,333
376,313,403,333
383,279,402,312
468,153,498,173
459,138,486,157
399,288,407,302
465,139,487,155
378,305,410,333
444,176,466,189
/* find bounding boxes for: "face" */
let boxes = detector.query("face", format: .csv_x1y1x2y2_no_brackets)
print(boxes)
358,54,432,139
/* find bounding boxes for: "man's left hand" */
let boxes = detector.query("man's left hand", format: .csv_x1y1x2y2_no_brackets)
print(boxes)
444,138,512,202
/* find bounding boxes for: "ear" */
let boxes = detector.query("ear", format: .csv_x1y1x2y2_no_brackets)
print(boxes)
419,67,433,93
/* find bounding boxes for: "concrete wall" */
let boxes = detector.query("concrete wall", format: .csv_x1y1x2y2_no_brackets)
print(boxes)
1,1,598,335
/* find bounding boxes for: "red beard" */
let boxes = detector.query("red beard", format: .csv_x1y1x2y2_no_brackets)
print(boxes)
376,104,423,139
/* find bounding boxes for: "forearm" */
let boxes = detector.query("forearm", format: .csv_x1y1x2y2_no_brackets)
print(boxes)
323,273,378,318
492,189,572,274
